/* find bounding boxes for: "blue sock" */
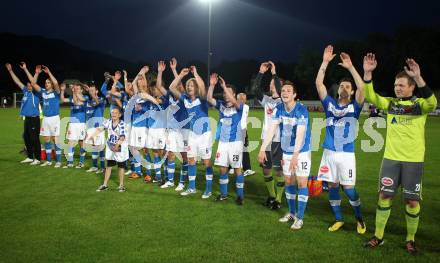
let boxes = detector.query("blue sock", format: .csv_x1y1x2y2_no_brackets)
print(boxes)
285,185,297,215
154,156,161,181
79,147,86,164
235,174,244,198
344,188,362,219
45,142,52,162
205,166,213,194
99,150,105,169
180,162,188,183
92,151,98,167
188,164,197,190
145,154,152,176
329,187,343,221
297,187,309,220
67,146,74,164
219,173,229,196
167,160,176,182
55,144,61,163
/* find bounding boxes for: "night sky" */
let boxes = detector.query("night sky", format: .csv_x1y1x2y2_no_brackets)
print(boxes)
2,0,440,64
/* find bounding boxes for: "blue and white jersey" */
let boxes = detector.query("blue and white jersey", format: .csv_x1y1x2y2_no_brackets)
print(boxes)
86,96,105,128
180,93,210,135
102,119,126,145
132,98,150,128
272,102,311,155
147,96,169,129
20,87,40,117
40,89,60,117
167,91,190,129
321,96,363,152
70,96,88,123
215,100,244,142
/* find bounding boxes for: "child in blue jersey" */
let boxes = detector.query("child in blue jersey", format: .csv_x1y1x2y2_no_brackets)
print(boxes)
169,66,214,197
207,74,245,204
84,83,106,173
258,82,312,230
60,81,88,168
315,46,366,234
6,63,41,165
22,64,62,167
158,59,190,190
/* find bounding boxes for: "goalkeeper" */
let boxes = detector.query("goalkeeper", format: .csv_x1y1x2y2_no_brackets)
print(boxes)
362,53,437,254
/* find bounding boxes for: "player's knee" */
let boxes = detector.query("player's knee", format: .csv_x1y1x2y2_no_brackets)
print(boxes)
405,199,419,208
203,159,211,167
331,182,340,188
188,158,196,165
168,152,175,160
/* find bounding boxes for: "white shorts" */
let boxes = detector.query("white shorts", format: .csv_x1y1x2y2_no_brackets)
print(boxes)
282,152,311,177
186,131,212,160
214,141,243,169
129,126,148,148
318,149,356,185
147,128,166,150
105,142,129,162
166,129,189,153
85,128,105,146
40,115,60,136
67,123,86,141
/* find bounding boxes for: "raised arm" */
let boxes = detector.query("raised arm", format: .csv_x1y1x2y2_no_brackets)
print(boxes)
139,92,159,105
250,62,269,102
404,58,437,113
191,66,206,98
42,65,60,93
338,52,365,104
132,66,148,95
268,61,282,95
5,63,25,89
170,57,179,79
207,73,218,106
123,70,128,93
169,68,190,99
156,61,167,95
362,53,390,110
59,83,70,103
315,45,336,100
219,76,240,109
20,62,40,92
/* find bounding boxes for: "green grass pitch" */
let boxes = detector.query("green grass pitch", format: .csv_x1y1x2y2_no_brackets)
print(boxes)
0,108,439,262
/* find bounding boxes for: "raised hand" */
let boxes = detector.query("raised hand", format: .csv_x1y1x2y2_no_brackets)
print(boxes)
158,61,166,72
268,61,276,75
259,62,270,74
35,65,42,74
323,45,336,63
190,66,198,76
363,53,377,73
218,75,226,88
210,73,218,86
170,58,177,70
179,68,190,78
42,65,50,74
5,63,12,72
123,70,128,78
19,62,27,69
338,52,353,69
404,58,421,79
140,66,149,75
60,83,66,92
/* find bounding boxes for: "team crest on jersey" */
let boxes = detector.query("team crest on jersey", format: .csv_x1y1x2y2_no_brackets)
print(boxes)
381,177,394,186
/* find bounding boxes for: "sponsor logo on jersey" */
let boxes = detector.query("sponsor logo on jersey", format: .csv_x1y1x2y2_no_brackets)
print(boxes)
381,177,394,186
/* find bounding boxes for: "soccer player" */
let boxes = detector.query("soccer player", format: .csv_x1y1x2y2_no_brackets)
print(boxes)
362,54,437,254
237,93,254,177
315,45,366,234
251,61,284,210
84,83,106,173
258,82,312,230
207,74,245,204
155,60,190,189
128,66,159,180
21,63,62,167
5,63,41,165
87,107,129,192
169,66,214,197
60,81,88,168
